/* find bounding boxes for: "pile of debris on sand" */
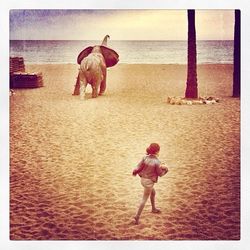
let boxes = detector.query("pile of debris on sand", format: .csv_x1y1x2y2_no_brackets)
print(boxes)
166,96,220,105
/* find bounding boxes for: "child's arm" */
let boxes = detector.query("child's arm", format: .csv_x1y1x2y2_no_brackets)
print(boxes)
160,161,168,168
155,163,168,177
132,157,145,176
160,164,168,170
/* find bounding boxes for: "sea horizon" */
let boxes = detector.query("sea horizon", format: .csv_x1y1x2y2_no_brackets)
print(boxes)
10,39,234,65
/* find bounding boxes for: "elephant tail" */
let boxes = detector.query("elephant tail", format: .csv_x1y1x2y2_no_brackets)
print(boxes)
83,61,92,71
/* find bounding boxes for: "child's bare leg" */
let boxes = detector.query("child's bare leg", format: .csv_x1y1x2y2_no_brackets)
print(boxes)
134,187,152,224
150,188,161,213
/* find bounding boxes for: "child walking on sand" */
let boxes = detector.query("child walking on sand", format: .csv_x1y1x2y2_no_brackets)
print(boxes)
132,143,168,225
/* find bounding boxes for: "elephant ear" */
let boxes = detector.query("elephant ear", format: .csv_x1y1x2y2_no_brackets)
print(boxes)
77,46,93,64
100,46,119,67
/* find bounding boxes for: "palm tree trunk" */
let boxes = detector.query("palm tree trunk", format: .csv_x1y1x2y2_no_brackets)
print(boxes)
185,10,198,99
233,10,240,97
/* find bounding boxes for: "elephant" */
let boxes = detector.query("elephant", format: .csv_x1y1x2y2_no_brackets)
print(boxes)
73,35,119,98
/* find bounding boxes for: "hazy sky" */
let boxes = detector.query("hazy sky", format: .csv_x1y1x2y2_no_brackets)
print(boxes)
10,9,234,40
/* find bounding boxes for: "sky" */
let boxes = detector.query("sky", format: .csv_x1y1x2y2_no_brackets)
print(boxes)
9,9,235,40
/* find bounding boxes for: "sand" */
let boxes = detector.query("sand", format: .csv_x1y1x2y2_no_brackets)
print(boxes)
10,63,240,240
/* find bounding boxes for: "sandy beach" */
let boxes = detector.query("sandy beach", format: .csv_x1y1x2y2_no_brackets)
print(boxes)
10,63,240,240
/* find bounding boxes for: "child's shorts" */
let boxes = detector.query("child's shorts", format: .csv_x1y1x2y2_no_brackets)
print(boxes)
141,177,154,189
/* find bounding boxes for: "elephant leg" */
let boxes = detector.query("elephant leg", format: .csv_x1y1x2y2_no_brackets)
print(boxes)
92,86,98,98
79,78,87,99
99,69,107,95
92,81,101,98
72,73,81,95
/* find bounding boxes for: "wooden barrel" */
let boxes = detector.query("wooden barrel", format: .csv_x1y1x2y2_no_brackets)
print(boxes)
10,57,25,74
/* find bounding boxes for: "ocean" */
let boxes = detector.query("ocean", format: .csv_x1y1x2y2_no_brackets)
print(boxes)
9,40,233,64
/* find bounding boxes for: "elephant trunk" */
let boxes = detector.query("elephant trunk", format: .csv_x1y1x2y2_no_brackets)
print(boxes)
101,35,110,46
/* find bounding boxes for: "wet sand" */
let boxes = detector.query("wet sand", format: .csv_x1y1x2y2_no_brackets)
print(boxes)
10,64,240,240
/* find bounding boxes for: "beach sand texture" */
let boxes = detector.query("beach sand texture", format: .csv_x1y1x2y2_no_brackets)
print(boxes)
10,64,240,240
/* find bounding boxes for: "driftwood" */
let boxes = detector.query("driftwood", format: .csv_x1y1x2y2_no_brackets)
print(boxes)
166,96,219,105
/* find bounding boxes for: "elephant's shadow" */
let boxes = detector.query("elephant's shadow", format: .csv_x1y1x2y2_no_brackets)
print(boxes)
80,85,100,100
82,92,104,100
83,93,93,100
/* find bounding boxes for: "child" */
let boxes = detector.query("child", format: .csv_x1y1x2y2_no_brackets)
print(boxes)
132,143,168,225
